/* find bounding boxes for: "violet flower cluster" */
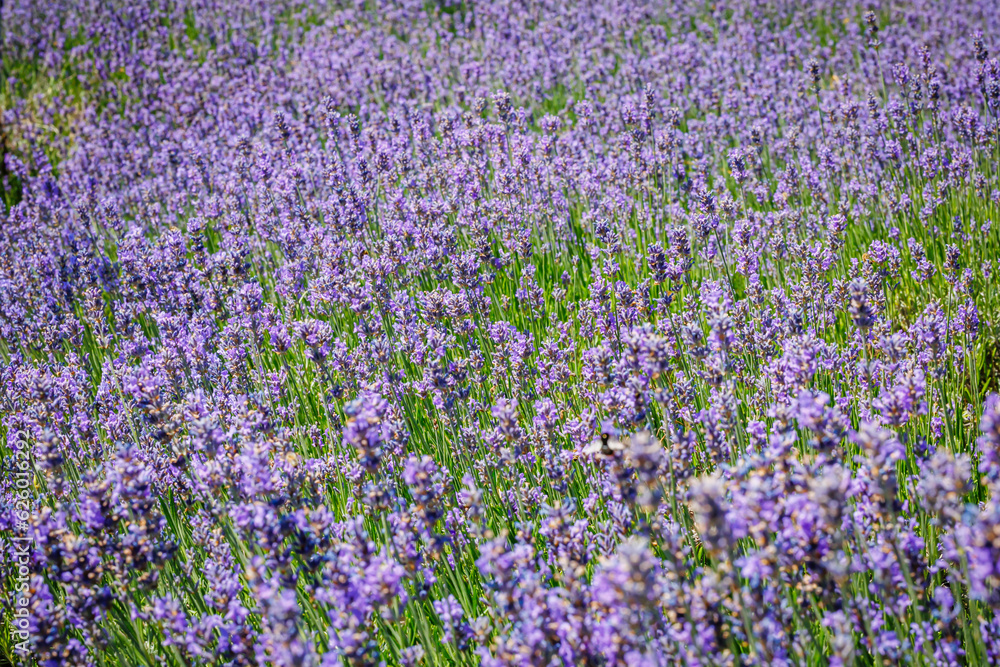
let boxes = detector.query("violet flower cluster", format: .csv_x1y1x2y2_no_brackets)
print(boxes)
2,0,1000,665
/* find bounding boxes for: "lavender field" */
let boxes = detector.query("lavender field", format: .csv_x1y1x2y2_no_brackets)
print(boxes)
2,0,1000,665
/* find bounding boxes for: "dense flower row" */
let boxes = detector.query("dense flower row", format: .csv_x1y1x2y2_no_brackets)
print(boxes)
2,0,1000,665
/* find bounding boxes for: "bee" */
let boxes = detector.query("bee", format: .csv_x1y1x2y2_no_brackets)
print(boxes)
583,420,628,458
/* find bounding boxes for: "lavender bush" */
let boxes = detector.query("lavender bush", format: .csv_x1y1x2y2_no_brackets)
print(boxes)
2,0,1000,664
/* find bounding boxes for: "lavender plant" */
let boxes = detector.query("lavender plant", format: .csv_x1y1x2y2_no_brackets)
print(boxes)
2,0,1000,665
